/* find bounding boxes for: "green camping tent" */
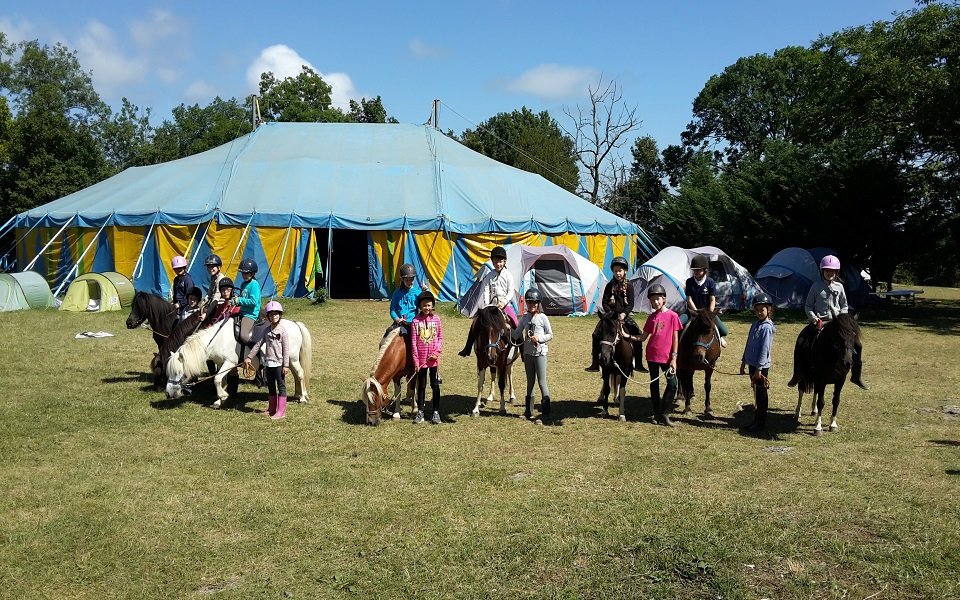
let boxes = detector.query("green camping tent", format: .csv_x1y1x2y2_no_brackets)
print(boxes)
60,272,134,312
9,271,56,308
0,273,31,312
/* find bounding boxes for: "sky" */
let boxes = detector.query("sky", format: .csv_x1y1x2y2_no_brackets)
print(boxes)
2,0,918,154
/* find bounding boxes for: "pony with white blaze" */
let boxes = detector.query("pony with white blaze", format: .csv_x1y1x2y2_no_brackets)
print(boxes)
166,317,312,407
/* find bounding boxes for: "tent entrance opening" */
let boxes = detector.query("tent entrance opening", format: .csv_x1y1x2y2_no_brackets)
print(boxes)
316,229,370,299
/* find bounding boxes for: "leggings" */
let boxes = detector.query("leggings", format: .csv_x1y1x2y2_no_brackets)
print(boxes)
416,366,441,411
648,362,678,405
524,354,550,398
748,366,769,405
265,365,286,397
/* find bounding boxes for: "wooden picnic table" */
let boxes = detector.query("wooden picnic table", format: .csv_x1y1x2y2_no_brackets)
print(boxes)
881,289,924,307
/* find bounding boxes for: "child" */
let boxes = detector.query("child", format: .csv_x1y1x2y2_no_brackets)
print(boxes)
410,290,443,424
234,258,261,345
788,254,868,389
515,287,554,424
183,287,203,318
207,277,238,325
244,300,289,419
386,263,421,339
638,284,682,426
170,255,195,322
740,293,776,434
459,245,517,356
586,255,645,372
680,254,728,347
203,254,227,303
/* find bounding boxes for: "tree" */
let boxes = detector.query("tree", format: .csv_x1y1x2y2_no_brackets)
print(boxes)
258,67,349,123
349,96,398,123
96,98,153,172
606,135,668,231
564,77,642,203
149,97,253,162
459,107,579,192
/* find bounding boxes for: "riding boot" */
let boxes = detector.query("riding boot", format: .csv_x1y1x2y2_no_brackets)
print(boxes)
267,395,278,417
632,340,648,372
851,350,869,389
541,395,552,422
746,385,768,433
584,334,600,372
271,395,287,420
523,395,533,420
458,323,476,357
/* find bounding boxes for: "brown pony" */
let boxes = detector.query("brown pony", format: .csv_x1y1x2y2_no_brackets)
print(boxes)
468,306,520,417
676,308,723,418
360,328,415,426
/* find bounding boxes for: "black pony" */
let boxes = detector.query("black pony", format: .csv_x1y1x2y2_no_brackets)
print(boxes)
126,291,178,353
793,313,861,435
595,311,634,421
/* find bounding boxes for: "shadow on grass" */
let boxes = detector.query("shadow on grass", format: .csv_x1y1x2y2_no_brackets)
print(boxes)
946,469,960,476
148,379,265,413
929,439,960,447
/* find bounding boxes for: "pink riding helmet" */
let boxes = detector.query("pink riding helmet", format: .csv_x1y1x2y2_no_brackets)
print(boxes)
265,300,283,314
819,255,841,270
171,255,187,269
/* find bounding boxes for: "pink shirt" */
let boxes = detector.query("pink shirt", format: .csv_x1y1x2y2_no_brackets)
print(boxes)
411,313,443,369
643,308,682,364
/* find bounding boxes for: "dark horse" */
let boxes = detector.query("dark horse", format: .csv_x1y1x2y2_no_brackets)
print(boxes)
468,306,520,417
360,328,415,426
149,309,220,393
793,313,861,436
595,311,635,421
676,308,723,418
126,291,179,389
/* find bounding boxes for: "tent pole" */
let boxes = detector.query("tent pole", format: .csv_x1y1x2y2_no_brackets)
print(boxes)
25,214,76,271
52,214,113,297
183,219,208,269
228,213,256,271
270,214,295,298
326,226,333,300
443,220,460,308
0,217,42,266
0,215,15,237
133,212,161,278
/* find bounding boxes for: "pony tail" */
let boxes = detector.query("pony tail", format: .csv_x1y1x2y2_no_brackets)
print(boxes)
298,321,313,383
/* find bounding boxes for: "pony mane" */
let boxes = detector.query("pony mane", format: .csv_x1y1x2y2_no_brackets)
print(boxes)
360,376,385,403
162,311,204,353
371,328,401,376
831,313,861,342
477,305,506,331
175,326,219,378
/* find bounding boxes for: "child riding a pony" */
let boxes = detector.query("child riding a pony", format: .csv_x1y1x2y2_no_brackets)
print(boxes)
585,255,645,372
788,254,868,390
386,263,422,339
459,245,518,357
679,254,728,347
170,255,195,322
234,258,261,345
203,253,227,303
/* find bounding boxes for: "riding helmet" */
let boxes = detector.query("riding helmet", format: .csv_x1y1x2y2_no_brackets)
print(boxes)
416,289,436,307
204,254,223,267
238,258,258,274
647,283,667,298
218,277,234,290
819,255,841,270
171,255,187,269
752,293,774,307
690,254,709,270
610,256,629,271
265,300,283,314
490,246,507,260
398,263,416,279
524,288,542,303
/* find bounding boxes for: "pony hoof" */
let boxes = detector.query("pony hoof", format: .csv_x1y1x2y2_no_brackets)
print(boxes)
703,410,716,419
618,415,626,422
682,408,692,415
830,424,839,432
499,409,508,417
212,401,222,409
392,412,401,420
814,429,823,436
471,410,479,417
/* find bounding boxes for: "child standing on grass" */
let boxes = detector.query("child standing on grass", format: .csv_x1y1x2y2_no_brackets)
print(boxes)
515,288,553,424
411,290,443,424
244,301,289,420
740,293,776,434
638,284,682,426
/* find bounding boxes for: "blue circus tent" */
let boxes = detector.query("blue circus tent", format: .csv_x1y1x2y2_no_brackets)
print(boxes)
14,122,656,300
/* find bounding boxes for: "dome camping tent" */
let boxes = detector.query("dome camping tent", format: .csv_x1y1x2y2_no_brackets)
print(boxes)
13,122,656,303
0,270,57,311
754,247,871,309
459,244,607,317
629,246,764,314
59,271,134,312
0,273,30,312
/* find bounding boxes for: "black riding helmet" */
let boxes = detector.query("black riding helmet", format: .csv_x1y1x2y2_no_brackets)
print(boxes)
416,289,436,307
610,256,629,271
238,258,258,274
490,246,507,260
524,288,542,303
218,277,234,290
691,254,709,270
204,254,222,267
647,283,667,298
398,263,416,279
752,292,774,307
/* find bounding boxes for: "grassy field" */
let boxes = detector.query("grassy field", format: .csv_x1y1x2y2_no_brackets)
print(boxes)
1,290,958,599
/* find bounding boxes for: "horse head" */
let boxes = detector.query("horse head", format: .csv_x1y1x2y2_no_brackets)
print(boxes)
477,306,509,365
821,314,860,379
685,308,721,366
164,350,186,399
126,291,148,329
597,312,622,369
360,377,390,426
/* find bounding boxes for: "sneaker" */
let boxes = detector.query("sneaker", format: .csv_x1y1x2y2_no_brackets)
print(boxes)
584,364,599,372
719,337,728,348
431,411,441,424
413,410,424,424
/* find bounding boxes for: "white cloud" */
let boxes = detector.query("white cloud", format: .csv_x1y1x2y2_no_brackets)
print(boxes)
75,19,147,91
130,9,183,49
156,67,179,84
184,80,219,103
502,64,601,100
0,16,34,43
408,38,452,59
246,44,356,110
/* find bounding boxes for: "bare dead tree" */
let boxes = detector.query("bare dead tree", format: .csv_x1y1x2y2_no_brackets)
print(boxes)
564,76,642,204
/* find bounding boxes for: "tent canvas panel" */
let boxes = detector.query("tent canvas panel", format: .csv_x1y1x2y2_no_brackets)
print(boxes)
9,271,56,308
0,274,31,312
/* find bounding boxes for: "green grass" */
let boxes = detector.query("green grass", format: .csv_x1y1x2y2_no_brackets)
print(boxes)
1,295,958,599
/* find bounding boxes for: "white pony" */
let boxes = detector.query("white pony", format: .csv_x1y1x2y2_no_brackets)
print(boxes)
165,319,312,408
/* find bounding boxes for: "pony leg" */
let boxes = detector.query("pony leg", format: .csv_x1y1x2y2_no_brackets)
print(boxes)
472,368,486,416
507,366,516,404
404,377,416,419
212,363,231,408
617,375,627,422
599,374,611,418
703,370,715,418
829,383,843,432
813,387,826,436
498,367,508,416
795,388,804,422
290,360,309,403
484,367,496,405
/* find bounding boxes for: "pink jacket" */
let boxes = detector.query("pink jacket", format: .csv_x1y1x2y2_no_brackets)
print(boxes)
411,313,443,369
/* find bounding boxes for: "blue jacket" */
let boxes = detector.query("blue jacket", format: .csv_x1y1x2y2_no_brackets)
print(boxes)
237,278,262,320
390,283,421,322
172,273,195,308
742,318,775,369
